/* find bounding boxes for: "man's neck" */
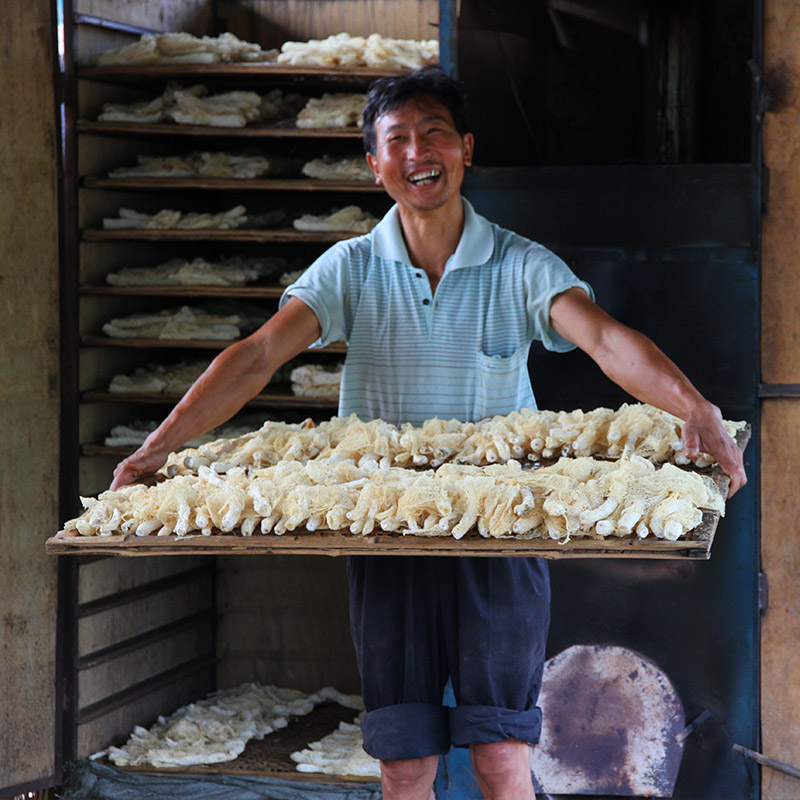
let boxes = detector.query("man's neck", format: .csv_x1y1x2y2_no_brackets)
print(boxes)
396,198,465,289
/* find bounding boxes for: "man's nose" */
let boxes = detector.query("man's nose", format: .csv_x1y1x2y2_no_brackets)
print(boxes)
407,131,431,160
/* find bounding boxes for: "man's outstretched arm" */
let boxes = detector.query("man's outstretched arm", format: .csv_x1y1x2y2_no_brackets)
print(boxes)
110,297,322,490
549,287,747,496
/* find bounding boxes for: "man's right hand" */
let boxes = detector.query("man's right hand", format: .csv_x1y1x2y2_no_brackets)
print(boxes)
110,443,170,490
107,297,323,492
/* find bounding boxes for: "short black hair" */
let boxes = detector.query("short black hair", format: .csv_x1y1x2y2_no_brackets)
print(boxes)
362,66,469,155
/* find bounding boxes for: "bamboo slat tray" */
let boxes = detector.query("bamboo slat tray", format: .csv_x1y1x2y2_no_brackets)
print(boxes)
49,430,748,560
78,119,364,139
83,176,381,193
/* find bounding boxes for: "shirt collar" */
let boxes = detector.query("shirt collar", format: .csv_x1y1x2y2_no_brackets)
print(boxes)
371,197,494,270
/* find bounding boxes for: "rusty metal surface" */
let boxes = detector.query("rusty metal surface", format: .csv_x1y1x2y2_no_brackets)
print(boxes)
531,645,685,797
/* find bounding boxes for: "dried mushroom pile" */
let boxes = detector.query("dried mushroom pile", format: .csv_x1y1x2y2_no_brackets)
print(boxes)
101,684,362,768
60,404,745,543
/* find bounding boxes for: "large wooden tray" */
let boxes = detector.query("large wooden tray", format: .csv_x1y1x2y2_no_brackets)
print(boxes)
47,516,721,559
46,479,727,561
48,430,748,560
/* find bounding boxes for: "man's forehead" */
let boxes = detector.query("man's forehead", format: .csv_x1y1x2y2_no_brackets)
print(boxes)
375,95,456,128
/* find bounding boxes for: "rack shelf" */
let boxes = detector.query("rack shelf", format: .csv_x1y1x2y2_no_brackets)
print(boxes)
81,390,339,409
83,176,380,192
81,284,287,299
81,337,348,353
82,228,360,243
79,63,401,83
78,120,364,139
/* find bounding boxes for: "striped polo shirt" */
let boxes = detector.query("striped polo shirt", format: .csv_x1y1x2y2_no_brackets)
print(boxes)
280,198,593,426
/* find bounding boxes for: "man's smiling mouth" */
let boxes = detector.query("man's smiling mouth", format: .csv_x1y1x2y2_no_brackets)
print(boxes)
407,169,442,186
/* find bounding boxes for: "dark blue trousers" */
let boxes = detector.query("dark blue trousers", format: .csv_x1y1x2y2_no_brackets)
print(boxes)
347,555,550,761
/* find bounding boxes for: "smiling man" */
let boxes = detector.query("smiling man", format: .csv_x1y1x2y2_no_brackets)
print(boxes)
111,67,746,800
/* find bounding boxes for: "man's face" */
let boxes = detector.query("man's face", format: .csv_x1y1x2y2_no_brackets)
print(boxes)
366,95,474,214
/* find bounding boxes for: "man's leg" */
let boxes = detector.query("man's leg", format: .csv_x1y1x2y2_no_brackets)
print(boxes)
446,557,549,800
380,754,440,800
347,556,451,796
470,740,535,800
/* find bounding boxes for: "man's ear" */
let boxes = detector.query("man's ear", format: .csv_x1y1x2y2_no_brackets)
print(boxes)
366,153,382,184
463,133,475,167
464,133,475,167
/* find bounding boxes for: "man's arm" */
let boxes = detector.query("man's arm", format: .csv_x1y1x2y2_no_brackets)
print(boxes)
549,287,747,496
110,297,321,490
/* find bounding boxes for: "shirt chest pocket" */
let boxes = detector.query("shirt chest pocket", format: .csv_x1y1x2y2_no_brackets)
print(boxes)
474,344,533,419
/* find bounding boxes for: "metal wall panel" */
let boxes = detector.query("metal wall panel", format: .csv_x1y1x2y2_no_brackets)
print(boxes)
463,165,759,800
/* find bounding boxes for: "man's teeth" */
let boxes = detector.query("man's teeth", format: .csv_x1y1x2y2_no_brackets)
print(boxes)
409,170,441,185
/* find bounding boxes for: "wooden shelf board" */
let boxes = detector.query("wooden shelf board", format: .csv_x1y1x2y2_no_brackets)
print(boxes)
82,228,359,243
79,63,404,82
81,284,286,299
83,176,380,192
80,389,338,409
47,510,721,560
80,336,347,354
78,119,364,139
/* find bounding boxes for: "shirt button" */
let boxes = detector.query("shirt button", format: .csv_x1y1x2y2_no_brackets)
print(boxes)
422,298,430,305
416,272,423,278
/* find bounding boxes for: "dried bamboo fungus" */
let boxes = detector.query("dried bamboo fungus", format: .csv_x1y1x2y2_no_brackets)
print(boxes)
162,403,746,477
61,456,724,542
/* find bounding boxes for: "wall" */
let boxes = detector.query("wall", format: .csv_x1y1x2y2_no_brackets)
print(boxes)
0,0,61,792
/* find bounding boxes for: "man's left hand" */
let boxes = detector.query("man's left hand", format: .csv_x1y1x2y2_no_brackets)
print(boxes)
681,403,747,497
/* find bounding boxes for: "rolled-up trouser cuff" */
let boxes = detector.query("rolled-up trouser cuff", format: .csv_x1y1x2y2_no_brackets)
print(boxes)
361,703,450,761
449,704,543,748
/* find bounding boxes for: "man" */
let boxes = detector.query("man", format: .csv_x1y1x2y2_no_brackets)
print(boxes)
112,68,746,800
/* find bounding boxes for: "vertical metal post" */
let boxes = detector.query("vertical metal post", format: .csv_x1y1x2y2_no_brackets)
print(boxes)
439,0,458,78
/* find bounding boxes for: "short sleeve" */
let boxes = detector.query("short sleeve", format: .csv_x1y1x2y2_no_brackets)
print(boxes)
524,244,594,352
279,241,352,348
